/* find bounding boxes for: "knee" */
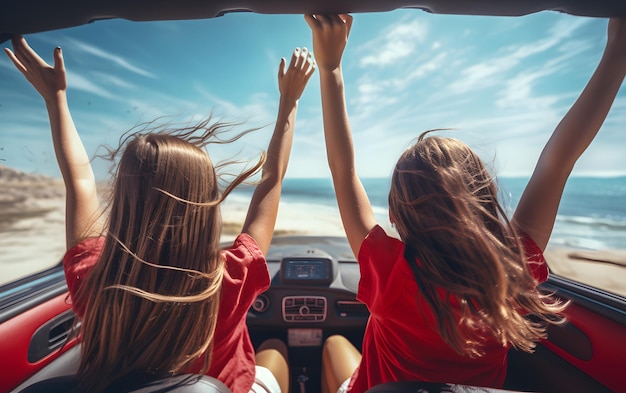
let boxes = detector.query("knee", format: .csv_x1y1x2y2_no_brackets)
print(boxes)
257,338,289,366
323,335,361,369
256,339,290,393
323,335,350,353
258,338,288,360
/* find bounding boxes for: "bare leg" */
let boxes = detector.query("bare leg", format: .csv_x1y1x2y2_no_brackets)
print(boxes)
256,338,290,393
321,335,362,393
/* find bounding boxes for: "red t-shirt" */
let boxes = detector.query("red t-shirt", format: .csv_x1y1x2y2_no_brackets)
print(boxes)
63,233,270,393
348,225,548,393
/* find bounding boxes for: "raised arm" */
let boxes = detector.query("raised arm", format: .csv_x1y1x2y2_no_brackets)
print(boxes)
5,37,101,250
241,48,315,254
305,14,377,257
513,18,626,250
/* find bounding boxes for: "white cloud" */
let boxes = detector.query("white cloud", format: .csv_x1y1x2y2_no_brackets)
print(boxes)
360,19,427,67
336,15,612,178
90,71,139,90
67,72,116,99
193,85,276,126
64,38,156,78
495,37,598,122
508,17,590,60
496,69,563,109
350,77,398,115
449,56,514,95
402,51,448,84
350,55,445,115
448,17,591,96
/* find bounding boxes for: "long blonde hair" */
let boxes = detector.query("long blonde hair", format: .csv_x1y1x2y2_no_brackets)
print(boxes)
388,130,566,358
74,118,265,393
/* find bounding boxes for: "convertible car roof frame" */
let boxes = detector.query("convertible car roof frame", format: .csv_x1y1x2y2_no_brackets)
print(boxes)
2,0,626,44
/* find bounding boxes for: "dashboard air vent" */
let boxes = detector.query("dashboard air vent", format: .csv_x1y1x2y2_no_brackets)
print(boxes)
282,296,326,322
336,300,369,317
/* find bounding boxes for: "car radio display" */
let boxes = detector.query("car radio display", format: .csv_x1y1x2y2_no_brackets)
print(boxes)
282,259,331,282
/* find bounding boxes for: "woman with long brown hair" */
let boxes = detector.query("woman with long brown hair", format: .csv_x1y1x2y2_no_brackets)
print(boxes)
6,36,315,393
305,14,626,393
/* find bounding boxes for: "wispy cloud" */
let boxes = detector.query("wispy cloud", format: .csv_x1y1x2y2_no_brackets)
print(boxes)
90,71,139,90
67,72,117,99
402,51,448,85
496,69,564,110
351,61,447,114
64,38,156,78
2,12,619,179
193,84,276,125
350,16,446,116
506,17,590,59
448,17,591,96
350,76,399,116
496,40,592,111
448,56,515,95
359,19,427,67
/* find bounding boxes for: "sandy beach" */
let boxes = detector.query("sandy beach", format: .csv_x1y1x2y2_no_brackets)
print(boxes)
543,248,626,296
1,165,625,297
0,166,67,285
0,165,347,286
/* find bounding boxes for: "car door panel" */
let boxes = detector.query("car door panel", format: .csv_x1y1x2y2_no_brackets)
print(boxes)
506,276,626,393
0,290,76,392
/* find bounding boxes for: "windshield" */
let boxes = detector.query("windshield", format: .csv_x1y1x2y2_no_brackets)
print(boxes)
1,11,625,295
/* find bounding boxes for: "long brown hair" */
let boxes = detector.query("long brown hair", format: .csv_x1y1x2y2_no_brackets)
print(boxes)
74,117,265,393
388,130,566,358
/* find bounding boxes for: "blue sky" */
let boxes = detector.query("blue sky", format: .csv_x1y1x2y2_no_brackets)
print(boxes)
1,10,624,180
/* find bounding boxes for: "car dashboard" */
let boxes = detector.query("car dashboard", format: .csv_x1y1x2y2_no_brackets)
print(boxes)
243,236,368,391
246,235,368,339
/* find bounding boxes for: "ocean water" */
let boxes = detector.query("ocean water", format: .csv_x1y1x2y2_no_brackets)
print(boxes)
498,177,626,250
233,176,626,250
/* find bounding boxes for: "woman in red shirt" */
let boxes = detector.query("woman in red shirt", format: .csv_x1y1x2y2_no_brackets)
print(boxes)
6,37,315,393
305,14,626,393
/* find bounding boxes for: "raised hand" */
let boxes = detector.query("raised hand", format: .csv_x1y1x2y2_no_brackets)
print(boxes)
513,17,626,250
241,48,315,254
278,47,316,103
5,36,100,249
4,36,67,102
304,13,377,257
304,14,353,71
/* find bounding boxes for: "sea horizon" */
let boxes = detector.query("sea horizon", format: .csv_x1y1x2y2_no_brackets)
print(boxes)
1,165,625,294
2,165,626,250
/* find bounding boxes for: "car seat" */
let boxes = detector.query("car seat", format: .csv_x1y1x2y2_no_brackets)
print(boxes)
11,345,232,393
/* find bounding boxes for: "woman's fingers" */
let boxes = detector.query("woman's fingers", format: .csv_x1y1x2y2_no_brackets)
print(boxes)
4,48,27,74
304,14,319,29
6,35,68,99
278,57,286,78
286,47,313,72
8,35,54,77
306,14,351,33
340,14,353,37
53,47,65,74
14,36,48,68
289,47,300,70
277,46,316,100
297,48,309,70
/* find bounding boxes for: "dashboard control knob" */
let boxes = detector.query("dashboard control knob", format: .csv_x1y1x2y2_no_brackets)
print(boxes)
252,294,270,313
